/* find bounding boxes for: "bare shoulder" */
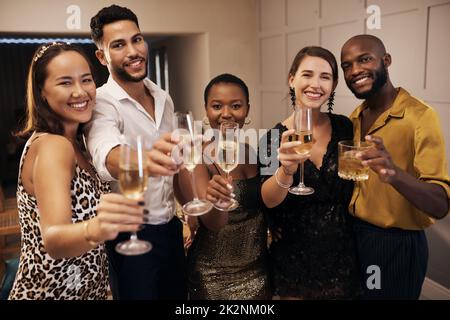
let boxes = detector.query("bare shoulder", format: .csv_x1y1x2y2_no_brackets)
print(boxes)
33,134,76,167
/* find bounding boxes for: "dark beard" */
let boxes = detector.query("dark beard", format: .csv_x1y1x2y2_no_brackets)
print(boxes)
348,61,388,99
113,63,148,83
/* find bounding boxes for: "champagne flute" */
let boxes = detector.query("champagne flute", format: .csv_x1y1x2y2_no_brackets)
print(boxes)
174,111,213,216
289,106,315,195
115,135,153,255
214,121,240,211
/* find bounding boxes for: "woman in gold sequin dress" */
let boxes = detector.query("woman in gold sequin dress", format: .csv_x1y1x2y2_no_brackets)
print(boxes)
180,74,271,299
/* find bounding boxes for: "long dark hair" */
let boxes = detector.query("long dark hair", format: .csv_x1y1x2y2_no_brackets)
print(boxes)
17,42,93,140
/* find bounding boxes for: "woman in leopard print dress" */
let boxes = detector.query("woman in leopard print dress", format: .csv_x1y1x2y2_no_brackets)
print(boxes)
8,43,145,300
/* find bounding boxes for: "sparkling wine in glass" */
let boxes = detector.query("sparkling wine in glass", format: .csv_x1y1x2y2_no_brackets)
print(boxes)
115,135,153,255
174,111,213,216
289,106,315,195
214,121,240,211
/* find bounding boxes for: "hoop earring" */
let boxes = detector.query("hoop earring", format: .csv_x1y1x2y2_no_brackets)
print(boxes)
327,91,335,113
289,87,296,109
202,116,210,126
244,117,252,125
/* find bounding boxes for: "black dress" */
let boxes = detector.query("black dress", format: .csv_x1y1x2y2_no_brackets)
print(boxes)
261,113,362,299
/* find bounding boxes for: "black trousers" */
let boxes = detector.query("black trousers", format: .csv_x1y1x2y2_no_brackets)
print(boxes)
353,218,428,300
106,217,187,300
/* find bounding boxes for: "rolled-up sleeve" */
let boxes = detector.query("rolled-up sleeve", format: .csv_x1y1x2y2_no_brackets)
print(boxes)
414,108,450,214
84,97,123,181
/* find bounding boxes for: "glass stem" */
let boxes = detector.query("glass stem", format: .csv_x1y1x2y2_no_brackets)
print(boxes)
224,170,230,213
299,162,305,187
190,169,199,201
130,232,138,241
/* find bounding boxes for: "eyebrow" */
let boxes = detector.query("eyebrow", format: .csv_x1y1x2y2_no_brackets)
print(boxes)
301,69,333,76
55,73,92,81
109,33,143,47
342,52,372,64
210,99,244,103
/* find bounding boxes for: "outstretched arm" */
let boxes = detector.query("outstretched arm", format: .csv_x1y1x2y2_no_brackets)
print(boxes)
34,136,144,259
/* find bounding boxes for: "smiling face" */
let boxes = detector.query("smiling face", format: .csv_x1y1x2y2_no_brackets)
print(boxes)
96,19,148,83
41,51,96,127
205,82,249,129
340,38,390,99
289,55,335,110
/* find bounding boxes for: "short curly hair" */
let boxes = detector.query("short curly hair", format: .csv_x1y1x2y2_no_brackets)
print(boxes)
90,5,140,46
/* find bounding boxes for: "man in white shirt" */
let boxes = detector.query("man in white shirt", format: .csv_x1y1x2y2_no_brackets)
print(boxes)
85,5,186,299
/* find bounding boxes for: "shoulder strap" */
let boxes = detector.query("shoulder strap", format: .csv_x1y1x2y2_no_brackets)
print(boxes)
17,132,48,185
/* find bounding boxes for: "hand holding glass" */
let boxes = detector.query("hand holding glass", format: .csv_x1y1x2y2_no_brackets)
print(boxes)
115,135,152,255
338,140,372,181
289,106,315,195
174,111,213,216
214,121,240,211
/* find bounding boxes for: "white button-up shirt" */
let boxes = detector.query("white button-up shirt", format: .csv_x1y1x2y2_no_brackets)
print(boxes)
84,76,175,225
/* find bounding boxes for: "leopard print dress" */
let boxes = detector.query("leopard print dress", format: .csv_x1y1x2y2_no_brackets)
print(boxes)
9,134,110,300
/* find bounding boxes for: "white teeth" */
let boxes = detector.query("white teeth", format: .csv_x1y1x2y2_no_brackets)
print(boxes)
355,76,369,84
69,101,87,109
128,60,142,67
305,92,321,98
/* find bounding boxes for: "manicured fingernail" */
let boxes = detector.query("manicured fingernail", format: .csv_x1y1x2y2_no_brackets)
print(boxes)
230,193,236,198
226,184,233,190
138,224,146,231
143,209,149,214
138,201,145,206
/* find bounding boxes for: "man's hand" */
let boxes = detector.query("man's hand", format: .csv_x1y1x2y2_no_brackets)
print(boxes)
146,132,182,177
357,135,396,183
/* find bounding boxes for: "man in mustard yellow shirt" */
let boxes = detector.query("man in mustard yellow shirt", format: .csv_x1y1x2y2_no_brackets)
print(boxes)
340,34,450,299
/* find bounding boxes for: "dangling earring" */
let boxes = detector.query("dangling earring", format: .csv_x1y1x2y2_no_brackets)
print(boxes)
289,87,296,109
202,116,210,126
327,91,335,113
244,117,252,125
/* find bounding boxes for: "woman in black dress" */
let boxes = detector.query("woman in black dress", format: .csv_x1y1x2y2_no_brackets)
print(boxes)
261,46,362,299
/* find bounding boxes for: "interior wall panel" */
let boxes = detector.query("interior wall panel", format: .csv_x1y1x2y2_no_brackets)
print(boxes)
287,0,319,28
260,0,286,31
425,2,450,101
260,35,286,85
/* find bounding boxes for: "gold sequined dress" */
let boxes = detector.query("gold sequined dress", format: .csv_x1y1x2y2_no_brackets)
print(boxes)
187,175,270,300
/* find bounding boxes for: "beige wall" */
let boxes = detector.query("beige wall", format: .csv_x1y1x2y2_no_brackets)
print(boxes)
0,0,259,127
258,0,450,290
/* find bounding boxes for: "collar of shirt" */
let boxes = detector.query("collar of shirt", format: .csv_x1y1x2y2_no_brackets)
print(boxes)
350,87,408,140
104,76,168,129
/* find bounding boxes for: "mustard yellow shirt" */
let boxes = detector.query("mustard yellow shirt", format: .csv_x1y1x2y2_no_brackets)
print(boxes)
349,87,450,230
